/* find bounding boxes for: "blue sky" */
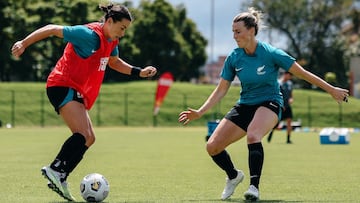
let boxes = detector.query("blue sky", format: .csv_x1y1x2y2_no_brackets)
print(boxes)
127,0,283,62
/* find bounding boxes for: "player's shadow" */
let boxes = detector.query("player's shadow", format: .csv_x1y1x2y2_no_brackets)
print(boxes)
182,198,352,203
48,200,294,203
49,201,157,203
183,199,302,202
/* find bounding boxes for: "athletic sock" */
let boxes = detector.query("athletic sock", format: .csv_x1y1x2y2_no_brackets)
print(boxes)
66,143,88,174
287,134,291,142
50,133,88,180
248,142,264,189
267,130,273,142
211,150,238,179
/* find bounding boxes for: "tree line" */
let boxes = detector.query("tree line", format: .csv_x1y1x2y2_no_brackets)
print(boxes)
1,0,359,88
252,0,360,89
0,0,207,82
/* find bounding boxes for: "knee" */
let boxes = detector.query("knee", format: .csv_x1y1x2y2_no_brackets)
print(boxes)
80,131,96,147
247,131,261,144
86,135,95,147
206,141,222,156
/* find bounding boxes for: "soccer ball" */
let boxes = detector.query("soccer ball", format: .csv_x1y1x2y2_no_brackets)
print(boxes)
80,173,110,202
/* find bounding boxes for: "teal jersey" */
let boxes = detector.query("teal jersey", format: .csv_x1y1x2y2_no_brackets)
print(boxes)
221,41,295,107
63,25,119,59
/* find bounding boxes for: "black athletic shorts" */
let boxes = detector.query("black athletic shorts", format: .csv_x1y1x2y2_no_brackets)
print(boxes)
46,86,84,114
224,101,282,131
281,106,293,120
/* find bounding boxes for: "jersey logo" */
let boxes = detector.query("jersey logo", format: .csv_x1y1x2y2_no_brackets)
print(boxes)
77,92,83,98
235,67,243,72
256,65,266,75
269,102,278,109
98,57,109,71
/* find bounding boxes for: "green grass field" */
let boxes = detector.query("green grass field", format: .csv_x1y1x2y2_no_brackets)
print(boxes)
1,127,359,202
1,82,360,127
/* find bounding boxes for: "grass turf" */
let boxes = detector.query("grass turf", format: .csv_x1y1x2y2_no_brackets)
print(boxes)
1,82,360,127
0,127,359,202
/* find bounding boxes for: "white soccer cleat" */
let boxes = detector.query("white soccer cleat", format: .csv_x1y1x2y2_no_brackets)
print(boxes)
221,170,245,200
41,166,75,201
244,185,260,201
61,181,76,201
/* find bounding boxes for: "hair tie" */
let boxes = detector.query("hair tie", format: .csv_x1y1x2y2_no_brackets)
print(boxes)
107,4,114,13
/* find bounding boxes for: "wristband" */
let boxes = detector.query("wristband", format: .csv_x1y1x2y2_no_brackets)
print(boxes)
131,66,142,76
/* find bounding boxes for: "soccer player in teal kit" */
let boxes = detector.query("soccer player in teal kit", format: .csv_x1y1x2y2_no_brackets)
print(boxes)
179,7,349,201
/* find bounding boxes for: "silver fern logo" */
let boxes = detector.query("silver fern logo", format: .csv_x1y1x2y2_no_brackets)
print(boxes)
256,65,265,75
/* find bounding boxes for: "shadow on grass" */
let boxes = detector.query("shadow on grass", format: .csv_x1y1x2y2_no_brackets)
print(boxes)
49,201,158,203
49,200,296,203
182,199,302,202
49,200,351,203
182,199,354,203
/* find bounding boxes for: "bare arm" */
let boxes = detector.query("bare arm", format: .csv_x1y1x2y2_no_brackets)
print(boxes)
108,56,133,74
11,24,64,57
108,56,157,78
178,78,232,125
288,62,349,103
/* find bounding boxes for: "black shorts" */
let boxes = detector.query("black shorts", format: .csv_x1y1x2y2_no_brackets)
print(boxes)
46,86,84,114
224,101,282,131
281,106,293,120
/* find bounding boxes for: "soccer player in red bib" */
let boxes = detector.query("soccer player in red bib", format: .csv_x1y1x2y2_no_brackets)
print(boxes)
11,4,156,201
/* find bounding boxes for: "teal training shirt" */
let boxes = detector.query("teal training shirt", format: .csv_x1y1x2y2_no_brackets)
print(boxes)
63,25,119,59
221,41,295,107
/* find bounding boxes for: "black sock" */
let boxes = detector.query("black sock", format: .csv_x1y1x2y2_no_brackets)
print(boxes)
248,142,264,189
211,150,238,179
268,130,273,142
65,142,88,174
287,134,291,142
50,133,88,178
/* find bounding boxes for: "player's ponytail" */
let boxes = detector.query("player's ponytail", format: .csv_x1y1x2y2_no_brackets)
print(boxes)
99,4,114,14
99,4,132,23
233,7,264,36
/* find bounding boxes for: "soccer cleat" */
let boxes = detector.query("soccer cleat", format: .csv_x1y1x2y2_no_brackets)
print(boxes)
47,181,54,190
244,185,260,201
61,181,76,202
221,170,245,200
41,166,75,201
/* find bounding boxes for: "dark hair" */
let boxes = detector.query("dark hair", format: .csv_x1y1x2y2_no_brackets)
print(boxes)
233,7,263,36
99,4,133,23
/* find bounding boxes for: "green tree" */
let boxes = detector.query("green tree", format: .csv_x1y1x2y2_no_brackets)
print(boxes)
4,0,100,81
131,0,207,81
2,0,206,82
250,0,352,88
0,0,11,81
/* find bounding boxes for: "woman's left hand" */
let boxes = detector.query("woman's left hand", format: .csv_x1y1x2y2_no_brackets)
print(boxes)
140,66,157,78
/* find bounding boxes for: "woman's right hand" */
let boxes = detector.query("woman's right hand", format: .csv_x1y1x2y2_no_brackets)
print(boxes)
11,41,26,58
178,108,202,125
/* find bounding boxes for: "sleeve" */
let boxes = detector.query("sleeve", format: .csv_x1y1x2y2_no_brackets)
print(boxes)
110,46,119,56
63,25,97,46
272,48,296,71
63,25,99,58
220,54,236,81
